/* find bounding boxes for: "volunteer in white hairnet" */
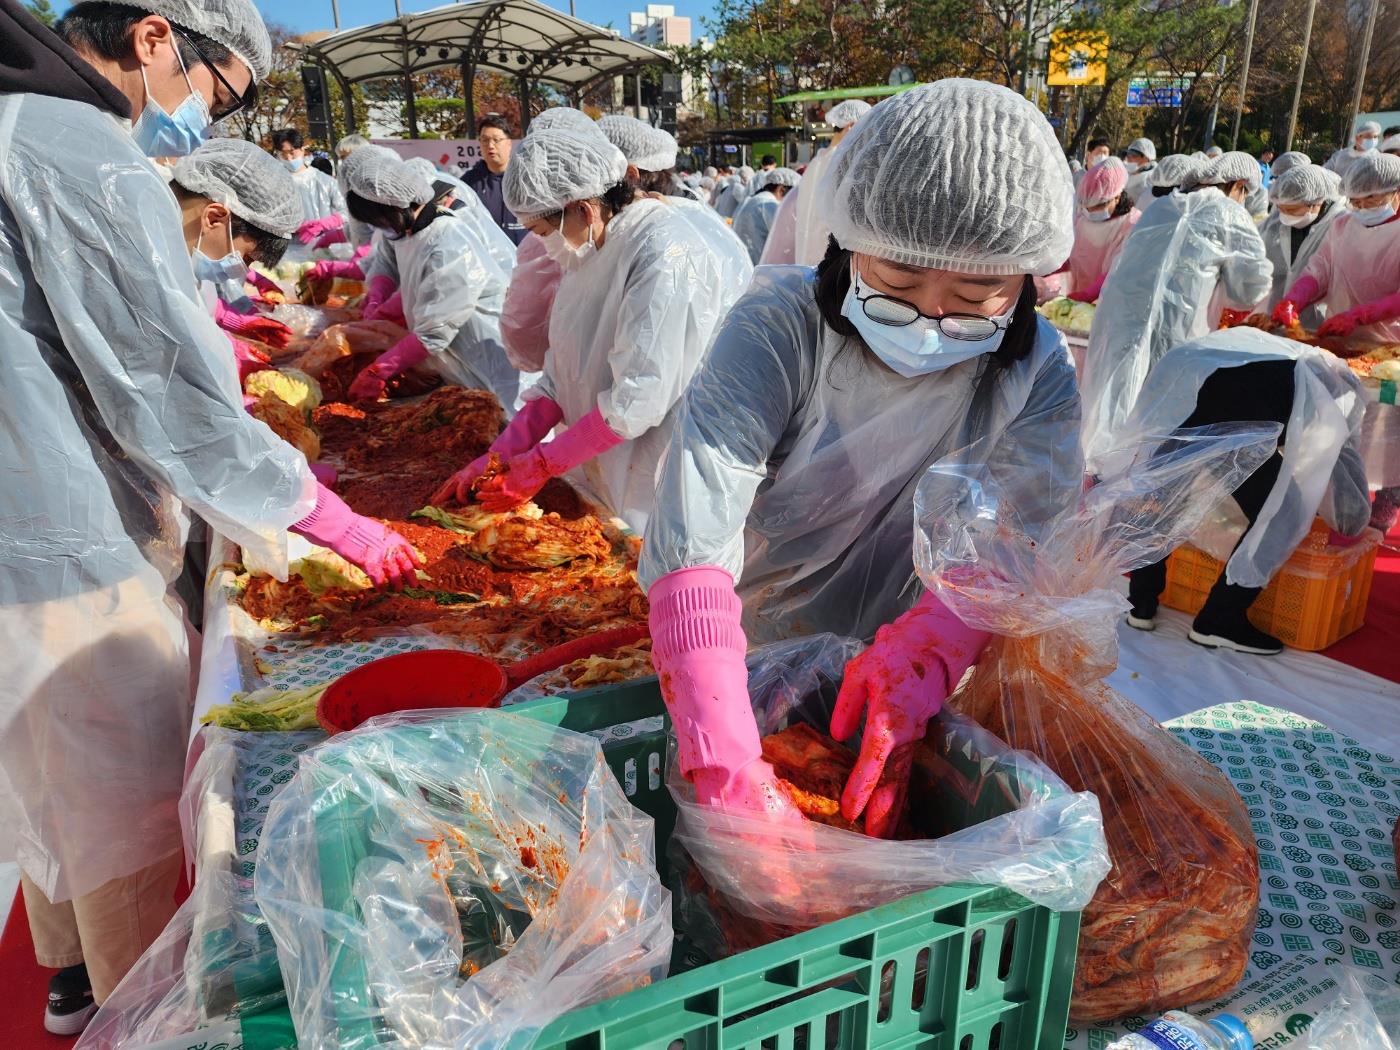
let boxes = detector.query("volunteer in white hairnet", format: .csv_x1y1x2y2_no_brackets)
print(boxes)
1253,164,1345,328
303,142,401,288
1118,329,1369,654
637,79,1084,836
1136,153,1200,211
1326,120,1383,179
403,155,517,276
767,98,873,267
341,149,517,408
1064,157,1139,302
1122,136,1157,203
431,125,753,531
712,162,753,217
0,0,420,1023
271,127,347,248
1270,150,1312,181
170,137,303,374
1081,150,1273,473
732,166,799,263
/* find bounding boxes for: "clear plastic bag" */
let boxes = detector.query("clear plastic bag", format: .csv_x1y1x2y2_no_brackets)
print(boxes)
914,425,1278,1022
254,709,672,1050
1303,967,1400,1050
667,634,1111,955
77,730,322,1050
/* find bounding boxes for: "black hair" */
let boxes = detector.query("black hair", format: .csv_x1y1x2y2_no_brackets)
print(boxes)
272,128,304,150
478,115,513,137
1151,184,1174,198
633,167,681,195
1087,137,1110,152
58,2,235,73
535,181,637,227
309,155,333,176
812,240,1039,372
760,154,777,167
1385,126,1400,138
1111,190,1135,218
231,216,290,268
346,190,417,236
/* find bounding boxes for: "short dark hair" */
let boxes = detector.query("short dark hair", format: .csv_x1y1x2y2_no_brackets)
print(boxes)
534,180,636,226
346,190,416,236
478,115,513,137
58,2,234,73
171,183,290,267
1385,126,1400,138
760,154,776,166
1260,148,1275,158
633,167,679,195
309,155,333,176
812,240,1039,371
272,128,304,150
1087,137,1110,152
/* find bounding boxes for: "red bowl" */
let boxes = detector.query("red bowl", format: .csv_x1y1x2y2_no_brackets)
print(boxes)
316,649,509,735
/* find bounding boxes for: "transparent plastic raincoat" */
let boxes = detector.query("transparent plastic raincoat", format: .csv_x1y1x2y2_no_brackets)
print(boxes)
1260,203,1345,326
638,266,1085,643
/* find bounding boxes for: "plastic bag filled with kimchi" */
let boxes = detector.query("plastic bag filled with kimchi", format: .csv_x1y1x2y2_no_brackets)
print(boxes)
913,423,1278,1023
668,635,1110,958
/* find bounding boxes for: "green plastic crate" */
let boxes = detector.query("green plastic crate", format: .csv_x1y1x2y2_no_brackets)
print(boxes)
513,677,1083,1050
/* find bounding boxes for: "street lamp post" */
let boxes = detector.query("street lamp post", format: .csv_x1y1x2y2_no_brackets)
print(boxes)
1284,0,1317,153
1229,0,1259,149
1346,0,1382,143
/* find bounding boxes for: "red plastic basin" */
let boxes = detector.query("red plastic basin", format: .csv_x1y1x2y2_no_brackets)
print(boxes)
316,649,508,735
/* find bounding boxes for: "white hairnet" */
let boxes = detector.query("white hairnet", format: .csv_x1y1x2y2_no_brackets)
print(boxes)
1204,146,1223,158
346,148,433,208
1204,150,1260,192
1126,137,1156,161
527,107,597,136
825,99,872,129
596,114,677,172
703,166,717,178
172,137,303,238
738,164,754,180
698,176,715,191
823,78,1073,275
1384,134,1400,153
1152,153,1199,188
1359,120,1383,137
503,127,628,224
1342,151,1400,197
404,156,456,194
1270,150,1312,178
760,166,800,190
110,0,273,80
1269,164,1334,206
336,133,370,156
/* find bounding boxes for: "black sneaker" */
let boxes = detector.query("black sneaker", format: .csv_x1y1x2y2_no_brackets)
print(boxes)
45,963,96,1035
1189,618,1283,655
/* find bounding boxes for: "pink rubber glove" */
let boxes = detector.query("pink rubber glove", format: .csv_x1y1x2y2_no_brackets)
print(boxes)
476,407,623,512
362,275,396,318
214,298,292,349
365,290,405,326
307,258,365,282
430,396,564,505
246,269,281,300
290,483,422,589
229,337,271,383
1275,275,1323,329
1068,274,1106,303
353,243,373,260
649,566,805,823
347,332,429,402
1342,288,1400,328
314,227,349,249
296,214,344,245
309,462,339,487
1317,310,1361,339
831,592,991,838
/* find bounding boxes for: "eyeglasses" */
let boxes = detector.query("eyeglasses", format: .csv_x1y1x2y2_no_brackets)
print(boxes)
852,274,1011,341
174,28,257,122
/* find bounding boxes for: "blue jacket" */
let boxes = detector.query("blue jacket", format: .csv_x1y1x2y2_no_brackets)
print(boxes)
464,159,526,245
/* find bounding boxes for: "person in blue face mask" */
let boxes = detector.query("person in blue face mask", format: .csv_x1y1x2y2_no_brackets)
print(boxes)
272,127,348,248
1325,120,1383,179
637,79,1083,834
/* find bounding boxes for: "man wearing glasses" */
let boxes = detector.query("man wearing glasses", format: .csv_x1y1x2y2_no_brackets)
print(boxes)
465,114,527,244
0,0,322,1033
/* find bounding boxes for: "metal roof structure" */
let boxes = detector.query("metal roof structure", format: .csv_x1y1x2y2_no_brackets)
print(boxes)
292,0,670,137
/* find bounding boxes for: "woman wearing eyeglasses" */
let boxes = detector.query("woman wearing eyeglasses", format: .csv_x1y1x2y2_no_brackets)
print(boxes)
638,79,1084,838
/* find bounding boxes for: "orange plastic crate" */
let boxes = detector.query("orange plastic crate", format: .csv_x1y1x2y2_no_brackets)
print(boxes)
1162,522,1382,651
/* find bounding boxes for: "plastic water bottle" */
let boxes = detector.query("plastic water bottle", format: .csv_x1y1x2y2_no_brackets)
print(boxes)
1106,1010,1253,1050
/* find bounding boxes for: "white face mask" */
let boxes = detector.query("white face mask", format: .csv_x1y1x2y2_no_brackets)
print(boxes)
542,210,597,271
839,268,1012,378
1124,161,1142,174
1083,207,1113,223
1279,208,1321,229
1352,203,1397,227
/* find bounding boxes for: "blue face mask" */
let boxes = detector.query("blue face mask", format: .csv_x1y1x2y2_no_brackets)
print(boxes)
839,269,1012,378
1360,137,1380,152
283,157,305,173
131,50,211,158
192,227,250,304
1352,203,1397,227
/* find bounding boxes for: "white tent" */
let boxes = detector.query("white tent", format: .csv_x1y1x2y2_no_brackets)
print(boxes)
292,0,670,137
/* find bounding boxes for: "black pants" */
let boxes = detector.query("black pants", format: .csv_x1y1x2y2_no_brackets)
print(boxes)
1128,359,1294,628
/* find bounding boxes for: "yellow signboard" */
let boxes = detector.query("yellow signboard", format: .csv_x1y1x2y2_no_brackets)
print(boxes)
1047,30,1108,87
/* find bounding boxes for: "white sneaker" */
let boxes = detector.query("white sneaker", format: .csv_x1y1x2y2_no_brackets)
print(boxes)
1126,612,1156,631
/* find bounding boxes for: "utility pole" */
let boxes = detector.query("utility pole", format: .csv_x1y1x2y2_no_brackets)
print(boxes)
1229,0,1259,149
1347,0,1382,143
1202,0,1236,151
330,0,340,28
1284,0,1317,152
1018,0,1035,97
